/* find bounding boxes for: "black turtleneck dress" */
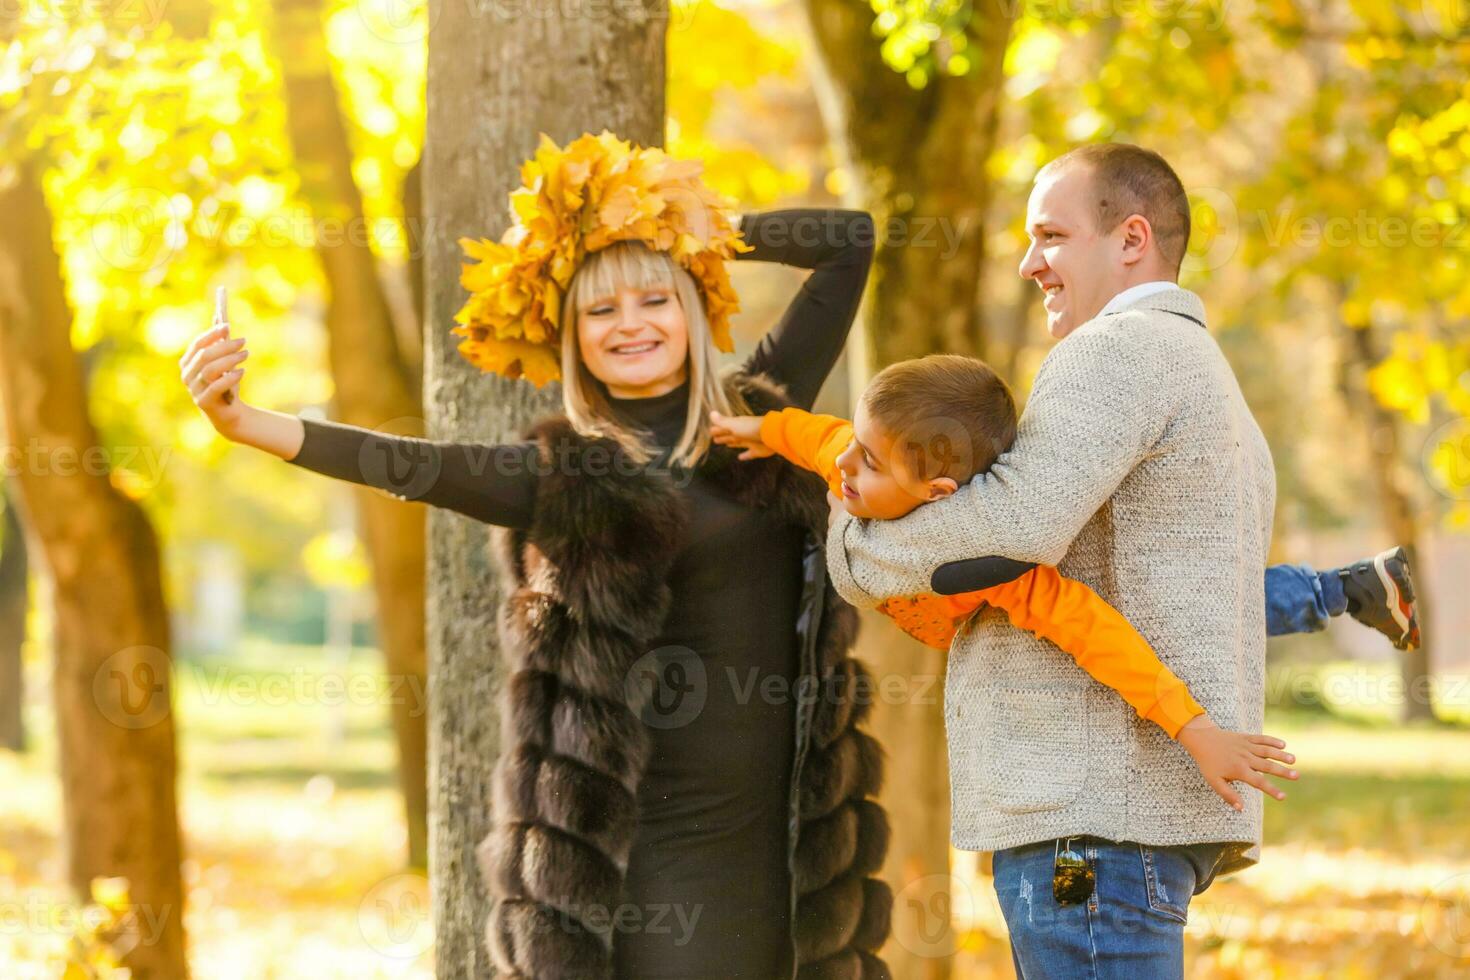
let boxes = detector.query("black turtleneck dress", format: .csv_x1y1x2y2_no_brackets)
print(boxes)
284,209,874,979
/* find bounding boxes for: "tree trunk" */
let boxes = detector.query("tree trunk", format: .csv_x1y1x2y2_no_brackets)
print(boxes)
0,156,188,978
423,0,666,973
0,481,28,752
269,0,430,866
404,157,426,360
1341,313,1437,723
803,0,1014,368
800,4,1016,975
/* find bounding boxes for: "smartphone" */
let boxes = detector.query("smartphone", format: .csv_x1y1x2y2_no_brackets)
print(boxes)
214,286,235,405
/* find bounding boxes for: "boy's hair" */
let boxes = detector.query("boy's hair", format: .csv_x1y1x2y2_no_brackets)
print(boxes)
1038,143,1191,275
861,354,1017,484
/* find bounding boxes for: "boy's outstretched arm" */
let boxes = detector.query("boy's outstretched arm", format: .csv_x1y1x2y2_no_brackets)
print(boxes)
986,565,1299,809
710,407,854,495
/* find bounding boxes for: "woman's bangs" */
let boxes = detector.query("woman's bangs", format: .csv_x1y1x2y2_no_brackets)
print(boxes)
572,242,680,311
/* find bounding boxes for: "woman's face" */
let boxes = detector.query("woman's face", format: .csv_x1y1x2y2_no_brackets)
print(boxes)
576,282,690,399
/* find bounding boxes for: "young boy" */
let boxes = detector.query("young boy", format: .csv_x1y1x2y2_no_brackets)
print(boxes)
713,354,1414,807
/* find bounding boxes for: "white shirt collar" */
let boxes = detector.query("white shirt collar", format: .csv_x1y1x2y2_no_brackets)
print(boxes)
1097,280,1180,319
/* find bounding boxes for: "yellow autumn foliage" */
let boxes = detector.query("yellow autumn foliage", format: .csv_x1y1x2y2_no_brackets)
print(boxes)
452,131,752,387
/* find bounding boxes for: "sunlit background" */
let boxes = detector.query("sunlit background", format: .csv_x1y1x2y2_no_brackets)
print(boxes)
1,0,1468,975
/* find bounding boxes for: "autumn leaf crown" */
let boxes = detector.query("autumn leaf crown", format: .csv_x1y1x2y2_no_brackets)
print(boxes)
452,131,751,386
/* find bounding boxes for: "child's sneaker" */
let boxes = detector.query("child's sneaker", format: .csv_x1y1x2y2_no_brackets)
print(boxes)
1339,546,1420,651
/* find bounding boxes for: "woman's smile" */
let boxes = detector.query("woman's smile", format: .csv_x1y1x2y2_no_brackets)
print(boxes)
609,339,663,357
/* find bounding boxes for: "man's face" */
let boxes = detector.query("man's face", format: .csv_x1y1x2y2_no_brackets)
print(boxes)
1018,165,1129,340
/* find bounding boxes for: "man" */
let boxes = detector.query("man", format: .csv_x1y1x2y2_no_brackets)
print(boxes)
824,144,1287,977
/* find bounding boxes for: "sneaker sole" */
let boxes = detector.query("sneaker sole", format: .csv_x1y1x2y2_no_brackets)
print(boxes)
1374,548,1419,650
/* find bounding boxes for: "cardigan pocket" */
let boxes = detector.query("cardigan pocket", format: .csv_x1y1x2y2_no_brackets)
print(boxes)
975,683,1087,814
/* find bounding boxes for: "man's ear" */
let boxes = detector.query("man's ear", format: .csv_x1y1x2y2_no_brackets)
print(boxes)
925,477,960,500
1119,213,1152,267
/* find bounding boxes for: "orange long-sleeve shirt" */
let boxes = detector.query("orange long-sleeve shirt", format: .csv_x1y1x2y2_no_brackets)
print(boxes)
759,407,1206,738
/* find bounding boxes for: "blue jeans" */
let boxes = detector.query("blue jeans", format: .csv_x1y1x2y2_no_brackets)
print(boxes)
992,837,1224,980
1265,563,1347,636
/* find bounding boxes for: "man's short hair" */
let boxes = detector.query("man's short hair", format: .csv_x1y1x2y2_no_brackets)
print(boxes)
1039,143,1191,274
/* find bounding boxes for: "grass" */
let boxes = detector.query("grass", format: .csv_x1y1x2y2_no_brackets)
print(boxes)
2,637,428,979
2,642,1468,977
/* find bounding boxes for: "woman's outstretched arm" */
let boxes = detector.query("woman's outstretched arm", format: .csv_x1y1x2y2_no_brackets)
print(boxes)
180,294,537,529
737,209,875,410
279,413,538,528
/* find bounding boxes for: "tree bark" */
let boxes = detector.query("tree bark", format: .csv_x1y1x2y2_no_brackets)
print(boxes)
803,0,1014,368
269,0,431,866
423,0,667,973
0,481,28,752
1341,313,1437,723
0,156,188,978
404,157,427,362
800,3,1016,974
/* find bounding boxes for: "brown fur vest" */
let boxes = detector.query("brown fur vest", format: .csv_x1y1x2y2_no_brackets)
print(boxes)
476,371,892,979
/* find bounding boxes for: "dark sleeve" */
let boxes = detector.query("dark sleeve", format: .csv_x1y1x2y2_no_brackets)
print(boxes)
738,208,875,410
285,416,538,529
930,555,1039,596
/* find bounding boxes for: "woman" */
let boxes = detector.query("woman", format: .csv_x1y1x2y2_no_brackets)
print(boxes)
180,162,890,976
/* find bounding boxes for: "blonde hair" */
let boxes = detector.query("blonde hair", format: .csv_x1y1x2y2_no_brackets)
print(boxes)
561,240,747,468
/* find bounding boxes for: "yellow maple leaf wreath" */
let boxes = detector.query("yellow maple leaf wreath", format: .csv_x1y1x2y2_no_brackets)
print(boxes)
451,131,752,387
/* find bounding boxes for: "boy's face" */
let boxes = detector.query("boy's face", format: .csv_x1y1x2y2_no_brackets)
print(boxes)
833,401,958,520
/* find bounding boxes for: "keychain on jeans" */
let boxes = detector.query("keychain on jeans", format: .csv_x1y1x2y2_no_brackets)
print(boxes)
1053,837,1095,905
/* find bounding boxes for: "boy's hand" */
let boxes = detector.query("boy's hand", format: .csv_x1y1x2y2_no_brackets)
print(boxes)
1176,714,1298,811
827,490,846,529
709,411,776,460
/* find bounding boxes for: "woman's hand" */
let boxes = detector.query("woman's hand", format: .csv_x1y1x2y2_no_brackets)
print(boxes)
181,287,250,439
1176,714,1298,811
708,411,775,461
